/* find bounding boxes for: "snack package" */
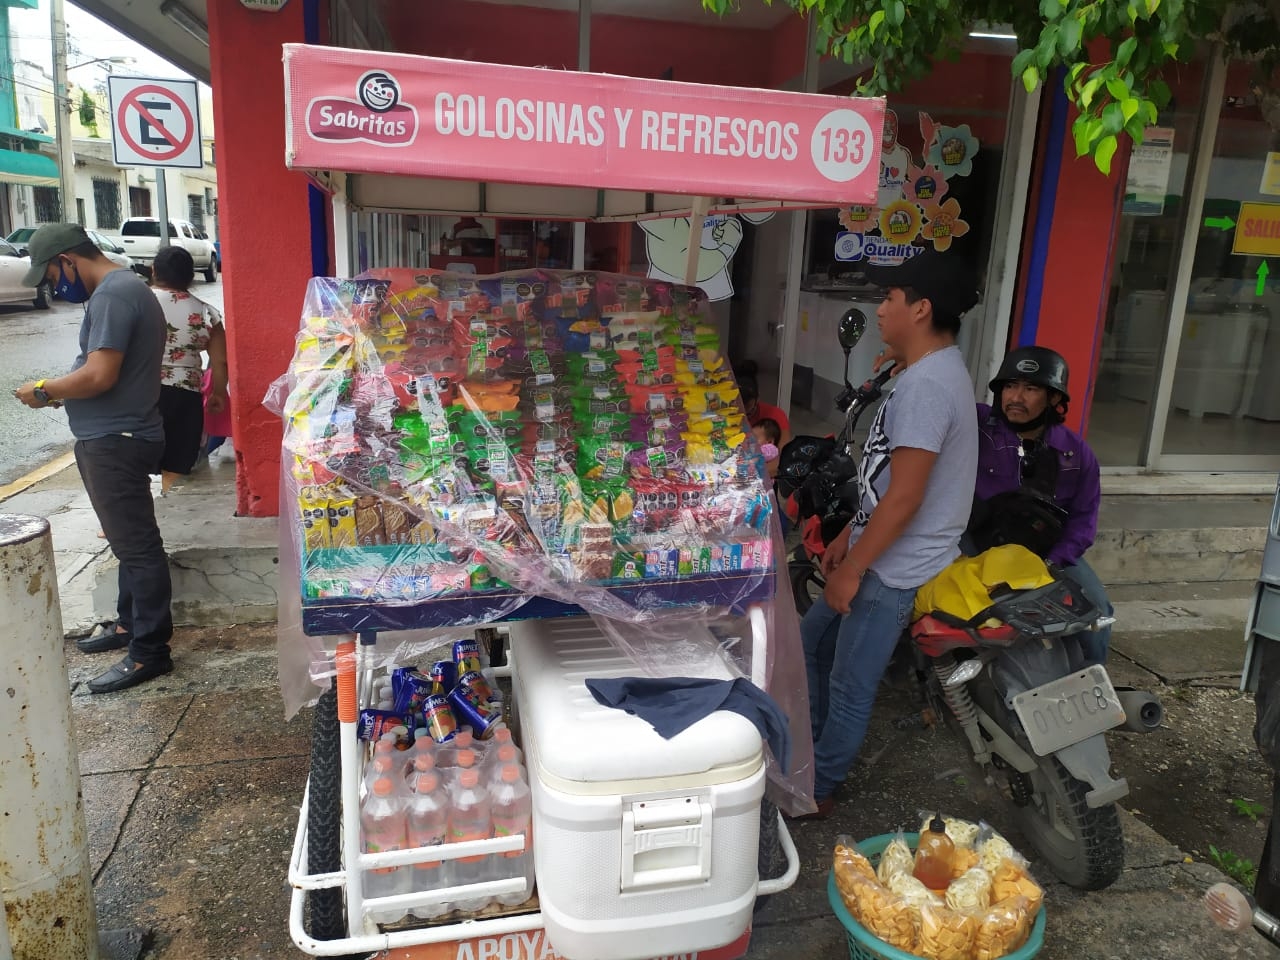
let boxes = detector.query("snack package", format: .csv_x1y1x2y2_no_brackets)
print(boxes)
944,866,994,914
976,832,1019,876
888,873,944,910
917,902,978,960
838,868,919,953
833,841,877,889
990,859,1043,914
951,846,980,877
973,896,1033,960
876,832,916,886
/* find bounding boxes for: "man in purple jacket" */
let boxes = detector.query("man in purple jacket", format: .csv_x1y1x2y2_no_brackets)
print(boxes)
972,346,1112,664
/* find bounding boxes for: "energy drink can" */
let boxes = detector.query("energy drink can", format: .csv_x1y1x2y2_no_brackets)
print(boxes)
422,694,458,743
453,639,483,674
447,671,503,739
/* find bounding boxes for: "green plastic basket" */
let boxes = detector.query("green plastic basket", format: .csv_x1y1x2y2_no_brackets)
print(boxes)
827,832,1046,960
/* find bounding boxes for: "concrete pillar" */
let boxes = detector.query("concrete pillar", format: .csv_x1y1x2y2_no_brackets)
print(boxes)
0,516,97,959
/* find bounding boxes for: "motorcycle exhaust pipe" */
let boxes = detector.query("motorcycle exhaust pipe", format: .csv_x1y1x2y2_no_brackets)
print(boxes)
1115,688,1164,733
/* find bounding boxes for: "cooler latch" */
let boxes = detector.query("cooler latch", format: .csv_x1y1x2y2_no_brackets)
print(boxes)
620,794,713,891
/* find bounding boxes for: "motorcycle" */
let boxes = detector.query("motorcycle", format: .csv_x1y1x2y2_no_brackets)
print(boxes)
777,310,1164,890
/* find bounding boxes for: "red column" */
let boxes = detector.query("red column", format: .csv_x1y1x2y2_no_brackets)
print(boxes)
1011,95,1128,433
208,2,322,516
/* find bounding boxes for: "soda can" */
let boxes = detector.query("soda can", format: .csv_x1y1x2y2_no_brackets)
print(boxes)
422,694,458,743
447,672,503,739
429,660,457,697
453,638,483,674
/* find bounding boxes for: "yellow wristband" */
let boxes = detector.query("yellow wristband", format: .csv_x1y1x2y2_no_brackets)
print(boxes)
35,379,45,389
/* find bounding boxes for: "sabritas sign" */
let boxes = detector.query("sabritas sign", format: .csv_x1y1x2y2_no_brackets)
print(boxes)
283,44,884,206
378,928,752,960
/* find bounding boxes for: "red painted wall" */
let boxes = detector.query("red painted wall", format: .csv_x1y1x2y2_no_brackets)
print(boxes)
381,2,790,87
1009,87,1132,434
208,2,321,517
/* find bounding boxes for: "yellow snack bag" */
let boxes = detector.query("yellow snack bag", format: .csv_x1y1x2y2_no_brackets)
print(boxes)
917,903,977,960
974,896,1033,960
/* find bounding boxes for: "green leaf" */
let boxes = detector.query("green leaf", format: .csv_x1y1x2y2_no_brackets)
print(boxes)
1040,0,1060,17
1145,0,1161,13
1095,134,1119,175
1150,78,1172,109
868,8,885,38
1072,117,1093,156
1106,76,1130,101
1117,36,1138,67
1012,48,1037,78
1080,76,1103,109
887,0,905,27
1102,101,1125,135
1022,65,1041,92
1058,16,1083,56
1036,25,1060,70
1121,97,1141,122
1124,113,1147,141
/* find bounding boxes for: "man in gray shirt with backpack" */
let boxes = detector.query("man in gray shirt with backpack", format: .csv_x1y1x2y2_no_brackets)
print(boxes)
14,223,173,693
799,250,979,818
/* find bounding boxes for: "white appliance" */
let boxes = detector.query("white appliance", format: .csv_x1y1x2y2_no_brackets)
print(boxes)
508,617,765,960
796,289,885,421
1171,305,1268,418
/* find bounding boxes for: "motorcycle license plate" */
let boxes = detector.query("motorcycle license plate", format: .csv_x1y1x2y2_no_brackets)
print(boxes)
1010,664,1124,756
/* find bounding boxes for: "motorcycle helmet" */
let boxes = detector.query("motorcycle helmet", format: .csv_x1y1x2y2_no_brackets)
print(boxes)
989,346,1070,402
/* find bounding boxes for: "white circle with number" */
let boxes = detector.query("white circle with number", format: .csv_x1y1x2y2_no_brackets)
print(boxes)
810,108,877,183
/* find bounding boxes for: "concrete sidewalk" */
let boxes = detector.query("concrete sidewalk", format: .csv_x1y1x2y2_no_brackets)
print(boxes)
4,459,1280,958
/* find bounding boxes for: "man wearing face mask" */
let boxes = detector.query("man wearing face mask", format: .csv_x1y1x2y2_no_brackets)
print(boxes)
13,223,173,693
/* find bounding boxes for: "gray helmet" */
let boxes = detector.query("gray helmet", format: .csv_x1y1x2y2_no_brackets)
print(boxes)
990,346,1070,402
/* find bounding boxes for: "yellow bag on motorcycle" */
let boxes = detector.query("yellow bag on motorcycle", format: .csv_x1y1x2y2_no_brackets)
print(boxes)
912,544,1053,624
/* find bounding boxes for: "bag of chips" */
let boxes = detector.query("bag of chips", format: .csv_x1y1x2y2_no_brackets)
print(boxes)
917,902,978,960
973,896,1034,960
876,832,915,887
839,868,919,954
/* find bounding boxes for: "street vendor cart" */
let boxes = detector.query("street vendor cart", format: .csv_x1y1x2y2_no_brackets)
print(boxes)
276,41,885,960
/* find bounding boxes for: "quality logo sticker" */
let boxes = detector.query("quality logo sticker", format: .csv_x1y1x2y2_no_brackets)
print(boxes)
306,70,418,147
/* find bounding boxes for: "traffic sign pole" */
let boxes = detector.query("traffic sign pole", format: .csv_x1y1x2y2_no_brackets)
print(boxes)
156,168,170,252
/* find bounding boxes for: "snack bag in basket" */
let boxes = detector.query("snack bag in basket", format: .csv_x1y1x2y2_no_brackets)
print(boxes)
833,840,877,891
974,895,1033,960
976,831,1019,875
839,868,919,954
991,859,1044,914
917,902,978,960
876,831,915,886
945,866,994,914
887,873,944,909
951,846,980,877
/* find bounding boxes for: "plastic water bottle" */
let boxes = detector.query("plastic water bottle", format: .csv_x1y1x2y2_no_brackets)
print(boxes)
363,746,399,799
407,768,452,919
447,748,481,796
448,767,493,912
438,729,476,771
481,743,520,787
361,776,410,923
490,763,534,906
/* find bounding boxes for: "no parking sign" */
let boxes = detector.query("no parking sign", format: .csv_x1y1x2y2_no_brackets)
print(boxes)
108,76,203,169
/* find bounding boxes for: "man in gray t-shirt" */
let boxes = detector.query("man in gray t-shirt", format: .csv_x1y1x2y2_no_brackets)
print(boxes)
798,250,979,815
13,223,173,694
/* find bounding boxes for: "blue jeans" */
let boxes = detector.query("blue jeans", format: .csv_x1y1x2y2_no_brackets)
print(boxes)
802,572,919,801
1058,558,1112,666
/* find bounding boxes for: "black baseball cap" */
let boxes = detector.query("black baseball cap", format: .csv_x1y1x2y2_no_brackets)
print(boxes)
23,223,91,287
863,248,981,321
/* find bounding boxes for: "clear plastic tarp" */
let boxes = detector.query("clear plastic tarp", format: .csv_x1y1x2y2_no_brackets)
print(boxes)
266,267,814,812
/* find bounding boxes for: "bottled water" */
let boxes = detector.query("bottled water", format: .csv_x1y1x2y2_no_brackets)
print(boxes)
490,763,534,906
406,768,452,919
360,775,410,924
447,767,493,912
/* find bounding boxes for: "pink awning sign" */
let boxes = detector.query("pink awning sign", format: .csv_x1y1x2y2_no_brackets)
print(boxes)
284,44,885,208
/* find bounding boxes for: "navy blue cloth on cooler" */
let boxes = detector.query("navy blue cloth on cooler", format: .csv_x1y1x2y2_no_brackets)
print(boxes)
584,676,792,773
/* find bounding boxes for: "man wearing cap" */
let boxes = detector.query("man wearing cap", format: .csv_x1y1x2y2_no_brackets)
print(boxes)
13,223,173,693
970,345,1111,665
798,249,979,818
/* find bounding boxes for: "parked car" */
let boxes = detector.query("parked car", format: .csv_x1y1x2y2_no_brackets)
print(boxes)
6,225,138,275
0,238,52,309
85,229,138,274
119,217,218,282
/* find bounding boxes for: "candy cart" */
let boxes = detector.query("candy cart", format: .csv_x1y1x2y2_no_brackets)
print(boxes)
275,42,886,960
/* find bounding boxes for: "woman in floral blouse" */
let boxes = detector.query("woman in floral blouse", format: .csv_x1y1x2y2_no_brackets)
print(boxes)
151,246,228,494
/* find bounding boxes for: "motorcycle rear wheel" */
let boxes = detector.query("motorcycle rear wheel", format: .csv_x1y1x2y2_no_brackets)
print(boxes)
790,560,824,616
1011,754,1124,891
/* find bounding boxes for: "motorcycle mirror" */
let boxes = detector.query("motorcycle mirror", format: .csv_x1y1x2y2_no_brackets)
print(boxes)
837,308,868,352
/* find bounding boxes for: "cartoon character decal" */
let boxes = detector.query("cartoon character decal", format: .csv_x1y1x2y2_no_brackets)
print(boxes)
833,111,975,267
641,211,776,301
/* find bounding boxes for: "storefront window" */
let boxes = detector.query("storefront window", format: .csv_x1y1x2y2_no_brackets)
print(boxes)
1089,64,1207,465
1159,66,1280,457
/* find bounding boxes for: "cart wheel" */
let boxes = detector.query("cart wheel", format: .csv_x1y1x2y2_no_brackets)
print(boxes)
755,798,785,914
306,680,348,943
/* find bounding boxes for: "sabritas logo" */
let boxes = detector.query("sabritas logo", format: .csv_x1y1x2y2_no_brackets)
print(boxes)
306,70,417,147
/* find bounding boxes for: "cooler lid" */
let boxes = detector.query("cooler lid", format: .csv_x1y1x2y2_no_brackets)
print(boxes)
508,617,764,792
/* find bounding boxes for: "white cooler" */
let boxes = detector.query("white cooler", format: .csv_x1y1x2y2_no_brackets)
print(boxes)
507,616,765,960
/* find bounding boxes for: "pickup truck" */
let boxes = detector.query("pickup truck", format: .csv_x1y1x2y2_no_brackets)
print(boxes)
119,217,219,282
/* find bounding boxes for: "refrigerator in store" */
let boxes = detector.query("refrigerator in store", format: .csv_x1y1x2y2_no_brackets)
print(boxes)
1171,302,1270,418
